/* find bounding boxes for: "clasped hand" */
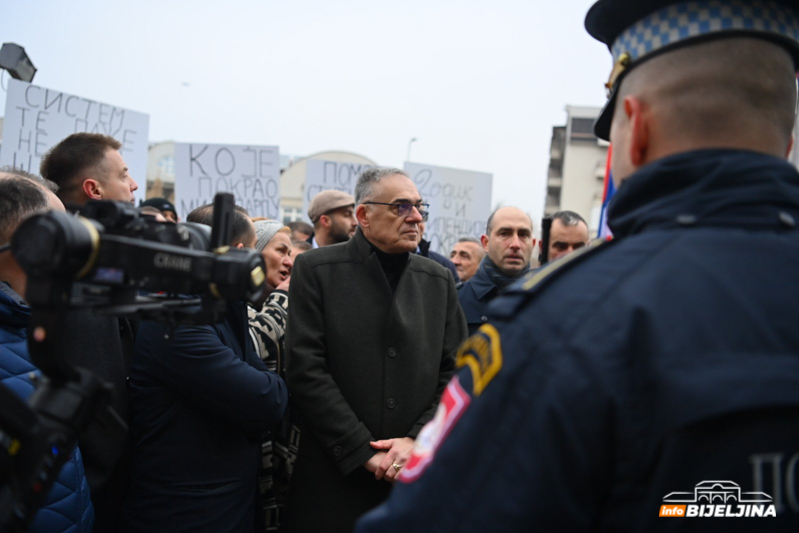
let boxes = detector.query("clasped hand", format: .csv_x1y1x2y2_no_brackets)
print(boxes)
363,437,414,482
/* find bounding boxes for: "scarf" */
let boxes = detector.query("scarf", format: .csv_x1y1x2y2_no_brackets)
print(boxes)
477,255,531,289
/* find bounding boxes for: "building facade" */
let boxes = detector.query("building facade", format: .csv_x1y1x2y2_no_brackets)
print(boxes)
545,106,609,236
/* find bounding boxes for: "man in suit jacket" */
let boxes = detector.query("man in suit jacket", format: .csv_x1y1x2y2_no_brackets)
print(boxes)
285,167,468,533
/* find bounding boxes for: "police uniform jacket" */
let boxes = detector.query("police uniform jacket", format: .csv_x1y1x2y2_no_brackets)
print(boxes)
285,227,467,533
356,149,799,532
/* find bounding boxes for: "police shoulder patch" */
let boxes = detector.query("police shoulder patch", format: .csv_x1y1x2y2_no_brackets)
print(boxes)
455,324,503,396
398,374,471,483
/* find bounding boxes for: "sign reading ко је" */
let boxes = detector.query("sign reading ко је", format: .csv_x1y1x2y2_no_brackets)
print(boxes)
302,159,375,223
0,78,150,205
403,162,492,255
173,143,280,221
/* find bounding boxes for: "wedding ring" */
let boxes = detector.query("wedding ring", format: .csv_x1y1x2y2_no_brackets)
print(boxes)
392,463,403,473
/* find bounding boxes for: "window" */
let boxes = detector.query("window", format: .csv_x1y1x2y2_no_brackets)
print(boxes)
570,118,596,141
280,206,303,225
157,155,175,176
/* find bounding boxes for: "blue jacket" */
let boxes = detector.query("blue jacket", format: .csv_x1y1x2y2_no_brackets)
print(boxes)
456,263,500,335
0,283,94,533
357,150,799,531
124,299,288,533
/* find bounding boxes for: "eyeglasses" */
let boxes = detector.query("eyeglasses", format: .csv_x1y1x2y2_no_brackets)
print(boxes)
363,201,430,222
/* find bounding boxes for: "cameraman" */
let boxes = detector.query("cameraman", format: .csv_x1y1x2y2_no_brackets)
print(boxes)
40,133,137,532
0,169,94,532
123,206,288,533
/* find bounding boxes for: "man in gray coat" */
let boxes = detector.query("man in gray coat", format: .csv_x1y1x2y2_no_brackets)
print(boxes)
285,167,468,533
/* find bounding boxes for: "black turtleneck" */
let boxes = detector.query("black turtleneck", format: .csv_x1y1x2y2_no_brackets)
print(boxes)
367,240,409,294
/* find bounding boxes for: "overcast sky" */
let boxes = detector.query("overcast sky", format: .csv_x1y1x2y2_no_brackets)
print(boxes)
1,0,610,224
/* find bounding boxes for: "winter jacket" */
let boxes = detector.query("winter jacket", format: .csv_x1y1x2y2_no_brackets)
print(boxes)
0,282,94,533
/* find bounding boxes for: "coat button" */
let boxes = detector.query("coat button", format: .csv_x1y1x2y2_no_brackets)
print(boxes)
481,316,488,322
778,211,795,228
386,398,396,409
333,446,342,457
387,347,397,357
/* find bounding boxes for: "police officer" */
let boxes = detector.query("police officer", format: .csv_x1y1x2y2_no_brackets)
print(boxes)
356,1,799,531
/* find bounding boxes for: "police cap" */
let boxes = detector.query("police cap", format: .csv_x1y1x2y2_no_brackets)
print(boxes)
586,0,799,140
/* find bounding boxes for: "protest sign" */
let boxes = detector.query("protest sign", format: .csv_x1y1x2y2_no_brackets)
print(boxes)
302,159,375,222
174,143,280,221
0,78,149,204
403,162,493,255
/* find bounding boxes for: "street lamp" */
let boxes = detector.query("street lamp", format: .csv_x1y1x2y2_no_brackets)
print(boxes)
0,43,37,82
407,137,418,162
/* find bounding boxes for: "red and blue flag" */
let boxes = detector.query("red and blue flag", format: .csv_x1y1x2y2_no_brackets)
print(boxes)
597,145,615,240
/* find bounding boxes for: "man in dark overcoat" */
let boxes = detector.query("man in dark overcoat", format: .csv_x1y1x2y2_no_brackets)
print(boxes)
284,167,467,532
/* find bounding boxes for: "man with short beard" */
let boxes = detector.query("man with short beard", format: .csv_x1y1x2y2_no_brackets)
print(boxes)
307,190,358,247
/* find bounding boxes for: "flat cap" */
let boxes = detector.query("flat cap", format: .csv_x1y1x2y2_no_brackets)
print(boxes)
140,197,177,213
308,189,355,222
586,0,799,140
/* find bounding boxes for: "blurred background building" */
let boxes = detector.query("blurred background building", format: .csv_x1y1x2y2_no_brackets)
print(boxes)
545,105,609,236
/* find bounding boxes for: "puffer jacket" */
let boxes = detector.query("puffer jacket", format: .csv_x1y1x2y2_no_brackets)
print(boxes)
0,282,94,533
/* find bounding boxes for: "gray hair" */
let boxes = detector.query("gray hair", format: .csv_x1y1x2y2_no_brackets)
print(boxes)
551,210,587,227
458,236,481,244
354,167,409,205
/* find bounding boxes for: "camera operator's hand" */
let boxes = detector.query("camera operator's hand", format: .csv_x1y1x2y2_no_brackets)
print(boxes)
276,276,291,292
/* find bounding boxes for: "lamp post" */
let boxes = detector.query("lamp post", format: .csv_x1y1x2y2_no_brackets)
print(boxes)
0,43,37,82
407,137,418,162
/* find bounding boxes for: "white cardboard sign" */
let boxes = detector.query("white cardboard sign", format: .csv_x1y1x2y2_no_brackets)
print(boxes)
174,143,280,221
0,78,150,204
403,162,493,255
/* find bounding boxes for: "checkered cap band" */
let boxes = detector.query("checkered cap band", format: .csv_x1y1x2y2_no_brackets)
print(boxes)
611,0,799,62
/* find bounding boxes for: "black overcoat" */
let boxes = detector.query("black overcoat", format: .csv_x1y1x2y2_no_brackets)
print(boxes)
284,228,467,532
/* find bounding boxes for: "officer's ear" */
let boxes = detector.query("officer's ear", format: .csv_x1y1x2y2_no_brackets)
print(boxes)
480,234,489,253
624,95,650,168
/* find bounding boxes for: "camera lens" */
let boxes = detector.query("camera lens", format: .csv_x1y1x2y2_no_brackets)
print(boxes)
13,211,99,279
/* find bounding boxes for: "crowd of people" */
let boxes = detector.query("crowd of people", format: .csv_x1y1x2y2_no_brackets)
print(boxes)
0,131,586,532
3,0,799,531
